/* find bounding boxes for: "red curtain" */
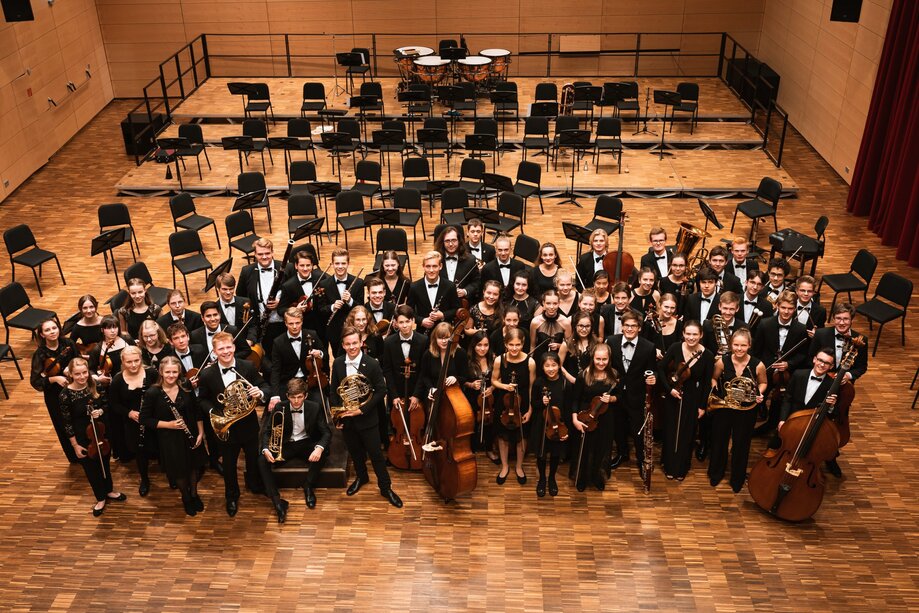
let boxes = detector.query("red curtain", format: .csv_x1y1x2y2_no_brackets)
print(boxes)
846,0,919,267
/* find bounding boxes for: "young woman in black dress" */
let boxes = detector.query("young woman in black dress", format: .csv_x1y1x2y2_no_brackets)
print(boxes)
118,278,161,341
142,356,207,516
375,250,410,304
344,305,384,361
570,343,619,492
559,310,595,385
630,267,660,315
708,328,767,492
576,289,604,339
89,315,134,460
554,269,579,319
530,352,569,497
641,293,684,360
529,289,571,366
490,306,528,356
415,322,469,403
658,254,690,316
138,319,174,369
657,320,715,481
69,294,103,357
108,346,159,496
504,272,537,332
592,270,611,306
529,242,561,299
491,327,536,486
463,331,497,461
30,317,79,462
465,280,503,344
59,357,126,516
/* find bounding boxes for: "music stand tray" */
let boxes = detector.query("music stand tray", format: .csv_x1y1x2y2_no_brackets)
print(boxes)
556,129,592,206
221,136,255,174
233,190,267,224
204,257,234,293
697,197,723,252
651,90,681,158
91,229,129,290
292,217,325,240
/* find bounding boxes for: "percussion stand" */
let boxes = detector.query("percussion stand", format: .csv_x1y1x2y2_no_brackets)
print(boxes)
650,91,681,160
331,35,347,98
632,86,656,137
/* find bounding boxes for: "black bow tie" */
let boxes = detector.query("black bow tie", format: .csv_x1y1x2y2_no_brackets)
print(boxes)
260,267,272,273
222,302,234,309
289,337,301,343
469,246,480,252
336,280,347,285
778,324,790,330
290,407,303,414
810,375,823,382
401,339,411,345
498,263,511,269
615,311,624,317
745,300,758,306
301,278,312,286
221,367,234,374
623,341,634,348
428,283,439,289
655,255,667,260
207,330,217,336
797,305,809,311
701,298,711,303
178,352,190,359
734,263,746,269
445,256,458,262
371,308,383,314
595,256,603,263
836,333,848,340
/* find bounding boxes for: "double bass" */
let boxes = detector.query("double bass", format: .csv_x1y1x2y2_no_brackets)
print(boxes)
388,357,424,471
603,210,635,284
747,338,863,521
421,310,477,501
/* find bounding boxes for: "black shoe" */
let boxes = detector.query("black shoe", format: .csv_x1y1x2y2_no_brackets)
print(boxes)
183,497,198,517
92,502,106,517
496,469,509,485
211,461,224,477
304,487,317,509
548,477,559,496
382,489,403,508
169,480,178,490
487,454,501,465
107,493,127,502
731,484,743,493
576,483,586,492
709,476,721,487
274,500,288,524
193,495,204,512
536,478,546,497
516,471,527,485
825,459,843,478
593,477,606,491
226,499,238,517
608,454,624,471
138,478,150,497
695,443,708,462
347,478,368,496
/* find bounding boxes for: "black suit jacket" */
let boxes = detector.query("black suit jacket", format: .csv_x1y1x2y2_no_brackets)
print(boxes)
197,358,270,442
365,300,396,334
576,252,605,291
683,292,720,323
725,257,760,279
780,368,835,422
259,398,331,452
174,343,210,377
319,274,366,354
607,334,657,410
329,353,387,431
156,309,203,334
407,278,459,330
237,259,283,299
278,271,324,333
712,271,743,295
480,258,525,291
218,296,250,329
441,255,480,302
753,316,809,372
737,294,772,329
268,329,324,400
466,241,496,264
795,300,827,331
381,331,428,401
639,247,674,279
809,328,868,381
190,324,252,359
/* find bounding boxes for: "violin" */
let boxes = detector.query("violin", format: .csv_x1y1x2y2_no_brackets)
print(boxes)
374,318,391,336
748,338,862,521
543,387,568,442
603,210,635,283
669,348,704,391
75,340,97,357
85,399,111,478
389,358,424,471
97,339,115,378
500,370,522,431
573,378,617,487
42,344,73,378
304,357,329,390
477,370,494,436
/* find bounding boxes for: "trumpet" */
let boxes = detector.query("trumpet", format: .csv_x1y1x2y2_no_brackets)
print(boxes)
266,408,284,461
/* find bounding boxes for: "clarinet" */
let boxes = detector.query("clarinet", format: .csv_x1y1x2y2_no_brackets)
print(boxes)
164,390,196,447
137,379,148,451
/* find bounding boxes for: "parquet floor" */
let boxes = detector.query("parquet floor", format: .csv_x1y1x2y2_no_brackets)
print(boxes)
0,99,917,612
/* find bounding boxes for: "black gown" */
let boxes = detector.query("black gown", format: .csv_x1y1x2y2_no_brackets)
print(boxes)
108,367,160,458
557,292,579,319
30,340,79,462
70,323,103,353
642,320,684,355
505,296,537,331
465,360,494,453
658,343,714,479
122,306,160,342
414,348,469,399
494,354,531,444
141,386,207,480
529,266,558,299
59,387,113,501
708,355,762,491
528,376,569,456
570,376,617,487
88,340,131,460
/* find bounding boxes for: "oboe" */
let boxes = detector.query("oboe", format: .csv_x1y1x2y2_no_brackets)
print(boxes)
164,390,196,446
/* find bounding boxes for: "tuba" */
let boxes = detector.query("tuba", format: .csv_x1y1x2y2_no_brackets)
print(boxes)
711,314,730,356
707,376,759,411
560,83,575,115
266,408,285,461
674,221,710,279
210,378,258,442
329,373,373,426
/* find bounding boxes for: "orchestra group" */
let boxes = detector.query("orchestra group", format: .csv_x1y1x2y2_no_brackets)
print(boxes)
30,221,868,522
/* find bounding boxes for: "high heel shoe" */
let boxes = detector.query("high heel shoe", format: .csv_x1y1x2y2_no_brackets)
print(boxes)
496,469,509,485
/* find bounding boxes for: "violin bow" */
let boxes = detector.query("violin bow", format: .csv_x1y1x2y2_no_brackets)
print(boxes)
568,255,588,291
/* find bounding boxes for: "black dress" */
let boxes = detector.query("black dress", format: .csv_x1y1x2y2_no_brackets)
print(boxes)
529,266,558,299
468,303,501,340
70,323,103,352
505,296,537,331
533,319,566,367
30,340,79,462
465,359,494,454
563,340,592,382
630,291,656,315
59,387,112,501
141,386,207,481
88,340,132,460
494,354,531,444
708,355,762,491
414,348,469,399
108,367,160,457
658,343,714,479
122,307,160,342
528,376,569,456
570,376,617,487
142,345,175,369
658,277,689,314
557,292,579,319
382,277,409,304
642,320,684,355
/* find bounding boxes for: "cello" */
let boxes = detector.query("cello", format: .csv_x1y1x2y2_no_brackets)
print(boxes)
603,210,635,284
747,338,862,521
388,357,424,471
421,310,477,501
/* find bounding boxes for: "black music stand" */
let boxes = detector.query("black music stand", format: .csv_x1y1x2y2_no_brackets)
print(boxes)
562,221,593,259
227,82,255,116
556,129,592,207
651,90,681,159
482,172,514,205
372,129,404,196
318,108,348,130
221,136,256,175
465,133,498,172
349,95,378,140
490,90,518,150
440,47,467,84
629,84,655,136
204,257,234,294
154,138,186,190
697,197,723,253
292,218,326,261
336,53,363,94
91,229,129,290
397,90,429,140
268,136,300,177
363,208,399,251
320,132,356,179
233,189,267,225
462,206,501,236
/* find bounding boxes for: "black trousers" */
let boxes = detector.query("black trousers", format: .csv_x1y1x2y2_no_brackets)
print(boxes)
258,437,329,499
708,408,758,489
79,454,113,501
342,424,391,491
612,404,631,460
222,430,262,500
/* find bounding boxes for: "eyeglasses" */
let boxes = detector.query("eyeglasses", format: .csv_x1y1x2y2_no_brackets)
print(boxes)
576,323,592,329
814,357,834,366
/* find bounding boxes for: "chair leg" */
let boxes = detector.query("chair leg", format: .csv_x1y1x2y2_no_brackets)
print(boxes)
0,372,7,399
172,265,177,290
203,148,211,170
901,316,907,347
131,226,141,255
32,268,43,297
183,275,190,300
196,156,203,180
538,192,544,214
54,256,66,285
872,324,883,357
212,224,222,249
730,210,738,232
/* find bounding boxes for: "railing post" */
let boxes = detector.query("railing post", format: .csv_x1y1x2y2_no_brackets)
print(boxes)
159,65,171,119
546,34,552,77
286,34,292,77
174,54,185,100
190,42,198,88
202,34,212,78
372,34,379,78
634,33,641,77
776,112,787,167
717,32,726,80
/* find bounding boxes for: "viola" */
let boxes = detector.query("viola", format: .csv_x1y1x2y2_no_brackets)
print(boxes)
42,344,73,378
603,210,635,283
304,357,329,390
577,387,613,432
748,338,862,521
669,348,704,391
826,371,855,447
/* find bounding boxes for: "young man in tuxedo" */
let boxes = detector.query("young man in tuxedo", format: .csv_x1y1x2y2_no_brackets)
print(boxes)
725,237,759,278
604,310,657,479
279,248,325,343
239,238,288,359
319,247,365,358
167,322,218,472
600,282,632,338
192,301,252,360
778,349,837,432
268,308,325,404
259,378,331,521
684,267,720,323
764,257,791,304
331,327,403,508
216,273,250,330
639,226,673,279
577,229,609,292
364,278,395,336
702,292,748,357
157,289,203,333
380,305,428,453
196,332,271,517
794,275,827,333
480,234,525,290
436,225,480,303
408,251,459,333
738,270,772,329
706,246,743,295
465,218,496,265
809,302,868,384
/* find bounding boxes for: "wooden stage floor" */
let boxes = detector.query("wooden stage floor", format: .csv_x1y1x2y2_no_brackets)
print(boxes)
0,100,917,611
